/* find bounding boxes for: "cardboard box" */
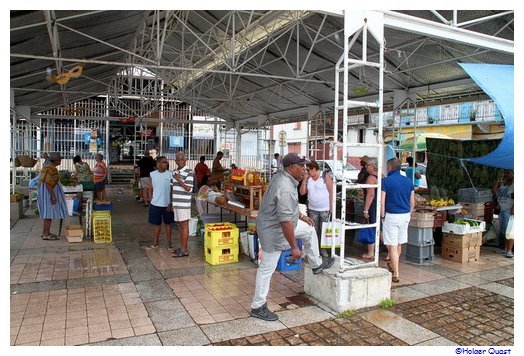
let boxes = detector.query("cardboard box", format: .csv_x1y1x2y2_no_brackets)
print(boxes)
65,225,84,243
441,245,480,263
443,232,482,249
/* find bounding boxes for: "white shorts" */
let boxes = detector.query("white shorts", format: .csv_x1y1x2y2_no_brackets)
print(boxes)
382,212,411,246
140,177,152,189
173,208,191,222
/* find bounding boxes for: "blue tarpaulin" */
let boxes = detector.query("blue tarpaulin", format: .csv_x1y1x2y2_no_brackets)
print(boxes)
460,63,514,169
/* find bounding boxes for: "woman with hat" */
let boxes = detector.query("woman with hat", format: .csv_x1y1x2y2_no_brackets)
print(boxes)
37,152,68,240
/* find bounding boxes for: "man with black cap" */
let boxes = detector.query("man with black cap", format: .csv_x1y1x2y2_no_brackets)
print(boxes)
250,153,335,322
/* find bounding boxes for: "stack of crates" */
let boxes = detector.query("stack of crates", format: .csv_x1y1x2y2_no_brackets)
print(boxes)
276,239,303,271
401,226,435,264
457,187,493,223
92,211,112,243
204,222,239,265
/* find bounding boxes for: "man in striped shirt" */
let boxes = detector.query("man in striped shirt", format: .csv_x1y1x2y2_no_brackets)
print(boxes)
171,152,194,258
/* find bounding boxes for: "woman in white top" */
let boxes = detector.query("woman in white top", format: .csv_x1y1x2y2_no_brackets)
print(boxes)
299,160,334,259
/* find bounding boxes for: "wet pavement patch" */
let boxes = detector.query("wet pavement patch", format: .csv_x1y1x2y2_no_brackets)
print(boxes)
283,294,314,308
496,278,514,288
391,287,513,346
212,317,408,346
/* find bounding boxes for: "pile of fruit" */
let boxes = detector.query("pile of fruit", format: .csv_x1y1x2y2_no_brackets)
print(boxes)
427,198,455,207
453,219,480,226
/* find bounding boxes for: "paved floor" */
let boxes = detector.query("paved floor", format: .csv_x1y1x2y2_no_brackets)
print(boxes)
9,186,515,348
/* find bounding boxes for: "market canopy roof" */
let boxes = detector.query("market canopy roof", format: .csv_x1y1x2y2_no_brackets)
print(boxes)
10,10,514,126
460,63,514,169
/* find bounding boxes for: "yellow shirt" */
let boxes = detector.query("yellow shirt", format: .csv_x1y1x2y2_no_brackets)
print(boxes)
39,165,59,188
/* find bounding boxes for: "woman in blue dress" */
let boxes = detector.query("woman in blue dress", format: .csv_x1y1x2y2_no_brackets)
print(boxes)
37,152,68,240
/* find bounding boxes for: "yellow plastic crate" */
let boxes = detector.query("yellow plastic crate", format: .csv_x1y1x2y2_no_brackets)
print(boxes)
205,226,239,249
204,222,237,231
205,245,239,265
93,216,112,243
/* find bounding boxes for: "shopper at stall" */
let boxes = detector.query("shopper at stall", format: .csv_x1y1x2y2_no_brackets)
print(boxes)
72,155,94,191
299,160,334,260
210,151,228,188
171,152,194,258
250,153,335,322
93,153,109,201
356,155,370,184
405,156,421,190
194,155,211,190
147,156,174,251
37,152,68,240
381,157,414,283
493,170,514,254
137,150,156,206
361,157,379,259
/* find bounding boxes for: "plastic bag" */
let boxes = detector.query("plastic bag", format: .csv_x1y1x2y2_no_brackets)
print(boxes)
483,218,499,244
320,221,342,248
357,227,376,244
506,215,514,239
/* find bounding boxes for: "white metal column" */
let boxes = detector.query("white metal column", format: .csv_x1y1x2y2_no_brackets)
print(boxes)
332,11,385,272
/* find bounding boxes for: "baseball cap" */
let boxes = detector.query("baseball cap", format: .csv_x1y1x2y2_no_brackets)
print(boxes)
282,153,311,167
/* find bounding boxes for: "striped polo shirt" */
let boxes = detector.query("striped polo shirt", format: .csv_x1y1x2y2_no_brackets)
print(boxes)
171,165,194,209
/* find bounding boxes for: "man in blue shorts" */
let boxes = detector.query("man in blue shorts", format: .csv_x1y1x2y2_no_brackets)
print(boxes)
147,156,174,250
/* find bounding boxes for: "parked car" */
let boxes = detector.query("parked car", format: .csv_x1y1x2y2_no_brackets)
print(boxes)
316,160,360,183
400,162,428,189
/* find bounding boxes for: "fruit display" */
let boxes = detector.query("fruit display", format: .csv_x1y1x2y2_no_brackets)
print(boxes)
453,219,480,226
427,198,455,207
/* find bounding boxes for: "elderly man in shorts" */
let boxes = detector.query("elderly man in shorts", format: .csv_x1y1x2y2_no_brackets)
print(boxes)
381,158,414,283
171,152,194,258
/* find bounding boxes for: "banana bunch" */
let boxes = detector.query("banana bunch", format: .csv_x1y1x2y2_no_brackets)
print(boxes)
428,198,455,207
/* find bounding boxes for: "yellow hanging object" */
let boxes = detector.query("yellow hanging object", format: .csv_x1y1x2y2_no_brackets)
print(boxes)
68,63,84,78
46,72,71,85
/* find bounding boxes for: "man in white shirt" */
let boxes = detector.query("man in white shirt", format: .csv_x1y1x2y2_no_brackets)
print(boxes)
147,156,174,250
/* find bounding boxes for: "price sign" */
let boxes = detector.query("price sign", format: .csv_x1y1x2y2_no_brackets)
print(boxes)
278,130,287,147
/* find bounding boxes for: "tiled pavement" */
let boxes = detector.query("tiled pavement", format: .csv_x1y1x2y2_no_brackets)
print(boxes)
9,186,516,348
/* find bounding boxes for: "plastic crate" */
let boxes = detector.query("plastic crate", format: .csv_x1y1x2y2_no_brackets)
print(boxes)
407,226,434,245
457,188,492,203
353,200,365,217
204,222,237,231
276,240,303,271
205,245,239,265
94,202,112,211
205,225,239,249
93,214,112,243
401,243,434,264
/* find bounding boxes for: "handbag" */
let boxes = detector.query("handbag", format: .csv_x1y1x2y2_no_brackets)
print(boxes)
493,198,501,215
320,221,342,248
357,227,376,244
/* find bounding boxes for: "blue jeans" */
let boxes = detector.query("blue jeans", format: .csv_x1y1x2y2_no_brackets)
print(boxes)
498,210,511,247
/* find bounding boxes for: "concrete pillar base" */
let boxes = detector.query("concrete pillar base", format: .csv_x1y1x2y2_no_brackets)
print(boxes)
10,200,24,221
304,265,391,312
